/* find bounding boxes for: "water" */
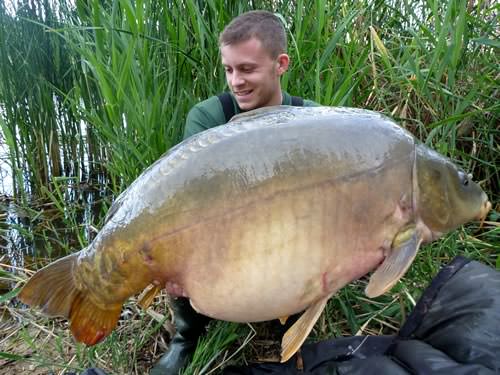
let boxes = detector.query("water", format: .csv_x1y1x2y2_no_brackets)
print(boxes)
0,127,112,270
0,133,12,196
0,184,110,271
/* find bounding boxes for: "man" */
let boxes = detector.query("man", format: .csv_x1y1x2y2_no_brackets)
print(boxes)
151,10,318,375
183,10,318,141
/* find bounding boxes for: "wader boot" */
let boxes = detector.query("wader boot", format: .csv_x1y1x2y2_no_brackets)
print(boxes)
150,297,211,375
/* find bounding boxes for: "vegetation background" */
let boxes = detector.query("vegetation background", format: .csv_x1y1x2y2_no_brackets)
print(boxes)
0,0,498,374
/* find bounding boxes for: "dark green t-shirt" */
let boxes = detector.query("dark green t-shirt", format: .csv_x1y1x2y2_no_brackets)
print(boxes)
183,92,319,140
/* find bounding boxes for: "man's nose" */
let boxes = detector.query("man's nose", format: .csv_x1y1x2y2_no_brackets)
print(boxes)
230,72,245,87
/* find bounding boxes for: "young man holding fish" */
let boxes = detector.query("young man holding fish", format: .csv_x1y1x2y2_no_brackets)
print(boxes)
45,10,497,375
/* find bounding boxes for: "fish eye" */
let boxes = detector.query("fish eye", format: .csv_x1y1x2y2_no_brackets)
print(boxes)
458,171,469,187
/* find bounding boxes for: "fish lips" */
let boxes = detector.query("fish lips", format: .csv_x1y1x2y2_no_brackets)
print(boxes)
476,199,492,222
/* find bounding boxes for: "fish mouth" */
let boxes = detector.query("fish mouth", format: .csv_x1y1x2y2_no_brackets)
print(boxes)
476,200,491,230
476,200,491,221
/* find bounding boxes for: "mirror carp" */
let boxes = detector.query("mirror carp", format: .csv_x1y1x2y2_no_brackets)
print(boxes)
18,106,491,362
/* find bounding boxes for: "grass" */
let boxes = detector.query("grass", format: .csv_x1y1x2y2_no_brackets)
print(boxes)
1,266,169,374
0,0,499,374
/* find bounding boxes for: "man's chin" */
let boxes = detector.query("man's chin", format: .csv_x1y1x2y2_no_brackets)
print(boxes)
235,100,257,112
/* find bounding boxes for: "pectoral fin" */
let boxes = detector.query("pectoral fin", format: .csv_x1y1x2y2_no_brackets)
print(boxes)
279,316,289,325
137,285,161,309
280,296,329,363
366,225,422,298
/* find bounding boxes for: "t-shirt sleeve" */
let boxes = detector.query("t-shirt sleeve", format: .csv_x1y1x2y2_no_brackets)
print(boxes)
183,106,207,140
183,97,226,140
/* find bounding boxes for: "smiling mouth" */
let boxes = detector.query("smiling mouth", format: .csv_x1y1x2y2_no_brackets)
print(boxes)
234,90,253,97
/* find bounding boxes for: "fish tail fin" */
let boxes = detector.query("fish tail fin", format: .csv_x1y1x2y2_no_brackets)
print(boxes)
18,253,80,317
18,252,122,345
69,290,122,345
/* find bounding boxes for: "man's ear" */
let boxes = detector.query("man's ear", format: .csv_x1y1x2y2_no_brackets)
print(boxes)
276,54,290,75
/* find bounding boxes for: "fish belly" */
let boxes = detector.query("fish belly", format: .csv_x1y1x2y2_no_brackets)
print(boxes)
113,108,416,322
181,166,409,322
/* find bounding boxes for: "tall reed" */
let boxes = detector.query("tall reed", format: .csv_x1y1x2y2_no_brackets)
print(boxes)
0,1,94,199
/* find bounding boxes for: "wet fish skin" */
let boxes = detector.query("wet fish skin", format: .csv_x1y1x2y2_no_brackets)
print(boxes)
18,106,490,359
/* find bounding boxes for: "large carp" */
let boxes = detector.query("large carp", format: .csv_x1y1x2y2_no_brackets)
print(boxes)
19,106,490,362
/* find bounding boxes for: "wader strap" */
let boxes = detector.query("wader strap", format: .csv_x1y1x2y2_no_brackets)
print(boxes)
291,96,304,106
218,92,235,123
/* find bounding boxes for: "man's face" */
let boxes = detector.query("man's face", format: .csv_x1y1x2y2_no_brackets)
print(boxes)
220,38,289,111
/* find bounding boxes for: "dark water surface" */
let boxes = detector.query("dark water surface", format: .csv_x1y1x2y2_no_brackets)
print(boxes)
0,137,112,273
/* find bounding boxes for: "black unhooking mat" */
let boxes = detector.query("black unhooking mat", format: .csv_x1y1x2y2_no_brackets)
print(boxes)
223,257,500,375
